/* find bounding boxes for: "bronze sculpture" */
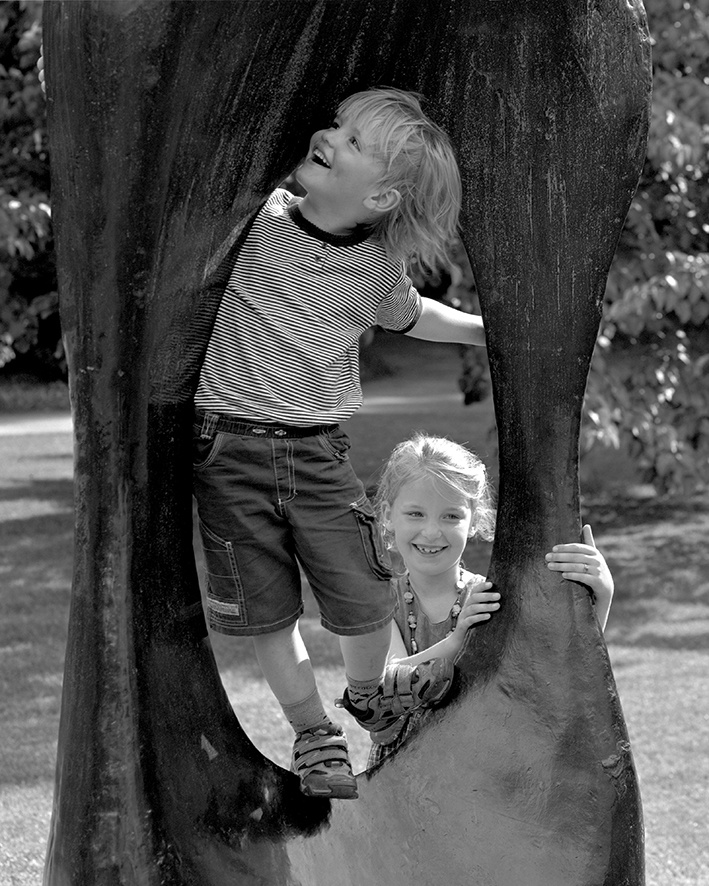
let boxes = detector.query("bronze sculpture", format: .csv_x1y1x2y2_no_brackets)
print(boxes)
43,2,652,883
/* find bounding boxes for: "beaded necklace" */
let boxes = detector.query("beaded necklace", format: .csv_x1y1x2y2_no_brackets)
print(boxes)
403,569,466,654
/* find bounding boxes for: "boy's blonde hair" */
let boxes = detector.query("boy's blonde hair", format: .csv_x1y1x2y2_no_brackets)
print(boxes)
337,88,462,272
375,434,496,549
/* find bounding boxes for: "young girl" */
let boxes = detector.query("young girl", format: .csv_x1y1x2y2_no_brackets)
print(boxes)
368,433,615,765
193,89,486,799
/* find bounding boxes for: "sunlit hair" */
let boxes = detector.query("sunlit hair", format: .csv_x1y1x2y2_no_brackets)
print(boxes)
375,434,496,550
337,88,462,272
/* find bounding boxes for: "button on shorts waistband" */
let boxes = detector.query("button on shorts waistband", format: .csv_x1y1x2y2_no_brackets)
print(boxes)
195,410,338,439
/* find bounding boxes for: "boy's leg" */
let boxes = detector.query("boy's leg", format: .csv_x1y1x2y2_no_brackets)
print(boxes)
339,625,391,683
253,623,358,799
339,624,390,703
252,621,319,705
193,421,357,798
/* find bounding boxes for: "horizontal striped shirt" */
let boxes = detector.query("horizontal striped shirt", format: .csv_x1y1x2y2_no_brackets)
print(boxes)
195,189,422,425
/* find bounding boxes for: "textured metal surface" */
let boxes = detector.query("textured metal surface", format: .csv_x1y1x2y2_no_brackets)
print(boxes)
43,2,651,884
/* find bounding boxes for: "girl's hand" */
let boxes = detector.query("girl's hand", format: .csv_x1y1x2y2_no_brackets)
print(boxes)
453,581,500,638
545,524,614,630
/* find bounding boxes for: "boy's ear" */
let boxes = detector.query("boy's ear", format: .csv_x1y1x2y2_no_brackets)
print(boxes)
364,187,401,215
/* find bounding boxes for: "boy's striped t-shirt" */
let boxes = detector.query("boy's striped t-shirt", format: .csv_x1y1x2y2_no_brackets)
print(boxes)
195,189,422,426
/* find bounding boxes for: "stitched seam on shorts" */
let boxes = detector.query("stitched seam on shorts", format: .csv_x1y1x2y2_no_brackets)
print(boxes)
192,429,226,470
349,494,392,580
209,608,302,636
274,439,296,513
321,609,395,636
318,430,349,461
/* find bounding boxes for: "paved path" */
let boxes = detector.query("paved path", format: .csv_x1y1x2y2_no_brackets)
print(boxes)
0,411,72,437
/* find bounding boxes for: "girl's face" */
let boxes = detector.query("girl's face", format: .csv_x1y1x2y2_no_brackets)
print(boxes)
384,476,473,582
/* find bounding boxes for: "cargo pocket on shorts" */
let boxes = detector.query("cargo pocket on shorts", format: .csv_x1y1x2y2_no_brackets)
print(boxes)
350,492,392,581
198,519,249,631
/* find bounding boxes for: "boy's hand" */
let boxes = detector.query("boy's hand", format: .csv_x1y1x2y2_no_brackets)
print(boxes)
453,581,500,638
545,524,614,629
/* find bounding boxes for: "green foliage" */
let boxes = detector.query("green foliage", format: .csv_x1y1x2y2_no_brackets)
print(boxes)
0,0,60,375
585,0,709,493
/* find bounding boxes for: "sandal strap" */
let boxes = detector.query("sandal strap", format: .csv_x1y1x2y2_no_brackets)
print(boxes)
381,664,415,716
382,659,455,714
292,730,351,774
335,658,455,744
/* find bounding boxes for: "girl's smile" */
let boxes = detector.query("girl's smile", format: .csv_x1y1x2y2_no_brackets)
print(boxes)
412,543,448,555
384,476,473,586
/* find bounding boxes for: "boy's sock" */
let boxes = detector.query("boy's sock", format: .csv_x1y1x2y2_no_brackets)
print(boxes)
344,673,384,710
281,687,332,735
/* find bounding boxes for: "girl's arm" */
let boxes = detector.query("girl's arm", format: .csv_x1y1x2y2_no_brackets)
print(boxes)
387,581,500,667
545,523,614,630
405,297,486,347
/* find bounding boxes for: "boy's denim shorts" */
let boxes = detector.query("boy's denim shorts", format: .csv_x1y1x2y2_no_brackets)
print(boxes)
192,411,394,637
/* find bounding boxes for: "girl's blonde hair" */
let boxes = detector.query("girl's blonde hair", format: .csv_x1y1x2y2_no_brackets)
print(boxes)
337,88,462,272
375,434,496,549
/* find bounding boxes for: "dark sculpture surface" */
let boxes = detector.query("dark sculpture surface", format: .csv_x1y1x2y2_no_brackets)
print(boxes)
43,2,652,884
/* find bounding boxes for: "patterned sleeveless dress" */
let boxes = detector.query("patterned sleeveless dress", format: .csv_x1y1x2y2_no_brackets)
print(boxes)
367,570,485,768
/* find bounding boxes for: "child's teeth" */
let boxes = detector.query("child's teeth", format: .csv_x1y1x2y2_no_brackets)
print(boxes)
313,148,329,167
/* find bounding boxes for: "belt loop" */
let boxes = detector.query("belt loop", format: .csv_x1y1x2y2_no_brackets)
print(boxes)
199,412,219,440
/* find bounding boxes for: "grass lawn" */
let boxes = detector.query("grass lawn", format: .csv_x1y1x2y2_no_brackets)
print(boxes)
1,335,707,885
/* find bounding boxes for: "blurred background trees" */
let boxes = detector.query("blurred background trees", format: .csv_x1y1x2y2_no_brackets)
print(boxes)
1,0,707,490
586,0,709,492
0,0,57,379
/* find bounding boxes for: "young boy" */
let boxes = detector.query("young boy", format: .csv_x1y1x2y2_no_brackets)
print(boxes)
193,88,486,799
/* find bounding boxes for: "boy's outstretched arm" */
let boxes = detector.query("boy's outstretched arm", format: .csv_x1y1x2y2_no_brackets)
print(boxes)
406,296,486,347
545,524,614,631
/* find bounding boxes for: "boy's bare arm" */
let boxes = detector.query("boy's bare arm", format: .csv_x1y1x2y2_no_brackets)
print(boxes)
406,296,486,347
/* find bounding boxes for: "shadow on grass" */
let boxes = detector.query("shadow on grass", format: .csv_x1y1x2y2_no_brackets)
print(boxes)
0,511,73,787
585,491,709,654
583,489,709,532
0,478,73,507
